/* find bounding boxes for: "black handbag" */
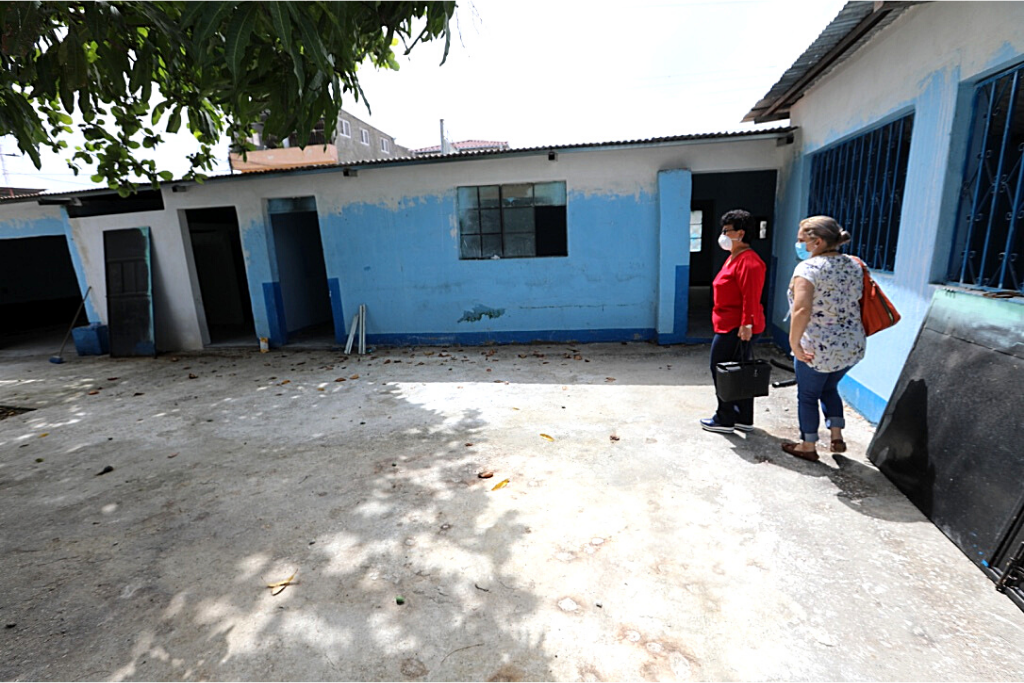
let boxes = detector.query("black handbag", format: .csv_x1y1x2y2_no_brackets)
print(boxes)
715,343,772,402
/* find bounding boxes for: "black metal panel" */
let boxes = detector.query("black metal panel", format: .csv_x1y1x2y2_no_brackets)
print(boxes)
104,228,155,357
868,290,1024,609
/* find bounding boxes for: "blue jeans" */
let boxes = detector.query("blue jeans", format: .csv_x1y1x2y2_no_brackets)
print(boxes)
710,330,758,426
793,360,850,443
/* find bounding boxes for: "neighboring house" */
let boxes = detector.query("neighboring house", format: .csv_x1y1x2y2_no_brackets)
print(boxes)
0,187,44,198
228,109,409,172
410,140,511,156
1,128,792,354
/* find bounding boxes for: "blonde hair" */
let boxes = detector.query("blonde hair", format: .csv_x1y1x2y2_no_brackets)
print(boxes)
799,215,852,250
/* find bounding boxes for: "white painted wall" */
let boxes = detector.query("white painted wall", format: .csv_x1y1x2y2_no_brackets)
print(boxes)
792,2,1024,151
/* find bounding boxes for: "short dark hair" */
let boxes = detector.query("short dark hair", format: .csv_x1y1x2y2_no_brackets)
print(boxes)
720,209,755,243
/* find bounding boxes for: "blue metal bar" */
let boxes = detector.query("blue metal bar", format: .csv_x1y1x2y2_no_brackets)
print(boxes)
959,80,999,284
979,74,1017,287
997,70,1024,291
867,126,885,267
850,135,867,258
880,118,902,271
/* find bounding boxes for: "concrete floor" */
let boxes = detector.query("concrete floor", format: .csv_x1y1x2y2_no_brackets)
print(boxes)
1,336,1022,681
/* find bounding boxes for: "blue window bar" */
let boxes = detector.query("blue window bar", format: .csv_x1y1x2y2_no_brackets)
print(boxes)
807,114,914,271
949,63,1024,294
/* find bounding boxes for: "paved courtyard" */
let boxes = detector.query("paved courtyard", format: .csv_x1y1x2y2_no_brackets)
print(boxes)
2,335,1022,681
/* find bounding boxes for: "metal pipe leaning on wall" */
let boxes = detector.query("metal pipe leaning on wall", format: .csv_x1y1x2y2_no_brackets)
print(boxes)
344,305,367,355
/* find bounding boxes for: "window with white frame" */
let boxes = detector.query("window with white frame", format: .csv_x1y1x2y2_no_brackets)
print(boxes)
689,210,703,252
458,182,567,259
381,138,391,153
340,120,351,137
948,62,1024,294
807,114,914,271
360,129,369,145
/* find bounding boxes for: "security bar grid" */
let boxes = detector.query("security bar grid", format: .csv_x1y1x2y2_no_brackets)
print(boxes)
949,63,1024,294
808,114,914,272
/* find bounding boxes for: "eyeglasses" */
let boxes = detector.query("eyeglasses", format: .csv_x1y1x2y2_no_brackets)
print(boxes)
721,227,738,234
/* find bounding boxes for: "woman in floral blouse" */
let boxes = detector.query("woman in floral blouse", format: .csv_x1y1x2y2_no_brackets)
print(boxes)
782,216,865,461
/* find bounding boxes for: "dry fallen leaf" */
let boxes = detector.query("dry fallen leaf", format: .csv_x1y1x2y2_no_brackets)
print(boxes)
188,373,198,379
280,380,291,385
478,471,494,479
491,478,510,491
606,377,616,382
349,374,360,380
39,432,49,438
610,435,621,442
88,390,100,395
335,377,346,382
267,569,298,595
540,433,554,442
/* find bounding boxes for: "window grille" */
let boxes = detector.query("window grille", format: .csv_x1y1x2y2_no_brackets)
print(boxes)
808,114,913,271
458,182,567,259
949,62,1024,293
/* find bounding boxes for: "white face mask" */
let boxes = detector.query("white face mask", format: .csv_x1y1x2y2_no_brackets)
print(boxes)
718,233,735,251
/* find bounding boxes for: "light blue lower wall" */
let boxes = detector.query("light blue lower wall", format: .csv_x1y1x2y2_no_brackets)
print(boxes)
318,191,661,345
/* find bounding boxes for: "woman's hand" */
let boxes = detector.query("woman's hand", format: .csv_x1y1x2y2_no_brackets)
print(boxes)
791,344,815,363
737,325,753,342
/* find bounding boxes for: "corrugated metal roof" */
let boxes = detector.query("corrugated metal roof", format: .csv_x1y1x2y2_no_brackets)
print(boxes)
744,1,920,123
1,126,796,203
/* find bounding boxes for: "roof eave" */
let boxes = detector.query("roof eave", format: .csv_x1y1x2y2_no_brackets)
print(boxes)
743,1,921,124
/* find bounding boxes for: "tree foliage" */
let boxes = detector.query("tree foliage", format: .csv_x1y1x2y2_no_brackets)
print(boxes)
0,1,455,195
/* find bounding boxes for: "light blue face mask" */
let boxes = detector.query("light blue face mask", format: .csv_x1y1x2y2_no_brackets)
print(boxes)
795,241,811,261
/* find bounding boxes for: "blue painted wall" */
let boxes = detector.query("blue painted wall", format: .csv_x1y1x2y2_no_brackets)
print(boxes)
656,169,692,344
317,190,661,345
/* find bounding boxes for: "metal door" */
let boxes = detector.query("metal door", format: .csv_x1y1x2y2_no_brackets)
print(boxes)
104,227,155,357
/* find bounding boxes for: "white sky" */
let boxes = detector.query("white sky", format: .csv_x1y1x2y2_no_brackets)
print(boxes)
1,0,846,193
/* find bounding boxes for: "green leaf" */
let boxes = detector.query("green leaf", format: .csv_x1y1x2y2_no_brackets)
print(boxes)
158,171,174,181
167,107,182,134
224,3,258,78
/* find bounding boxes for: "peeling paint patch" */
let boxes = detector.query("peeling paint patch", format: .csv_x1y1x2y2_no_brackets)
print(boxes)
458,305,505,323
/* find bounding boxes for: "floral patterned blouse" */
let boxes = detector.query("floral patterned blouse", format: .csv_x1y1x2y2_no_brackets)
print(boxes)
788,254,866,373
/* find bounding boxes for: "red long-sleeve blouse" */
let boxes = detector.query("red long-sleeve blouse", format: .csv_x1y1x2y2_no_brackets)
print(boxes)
711,249,766,334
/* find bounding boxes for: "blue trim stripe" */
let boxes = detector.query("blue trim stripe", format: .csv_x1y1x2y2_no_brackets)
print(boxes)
328,277,346,343
262,281,287,347
658,264,690,345
367,328,654,347
838,371,888,425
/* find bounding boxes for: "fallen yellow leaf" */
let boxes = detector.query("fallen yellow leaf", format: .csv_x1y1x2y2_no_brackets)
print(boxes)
540,433,554,441
39,432,49,438
267,569,298,595
491,478,510,491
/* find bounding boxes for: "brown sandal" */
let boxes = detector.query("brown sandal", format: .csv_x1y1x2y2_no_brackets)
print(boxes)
781,442,819,461
830,439,847,453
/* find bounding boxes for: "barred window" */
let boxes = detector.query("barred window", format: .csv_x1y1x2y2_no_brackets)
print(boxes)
457,182,567,259
948,63,1024,294
808,114,914,271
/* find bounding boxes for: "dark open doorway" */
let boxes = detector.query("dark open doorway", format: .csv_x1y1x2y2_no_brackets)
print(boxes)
185,207,255,346
0,236,85,347
268,197,333,346
688,171,778,340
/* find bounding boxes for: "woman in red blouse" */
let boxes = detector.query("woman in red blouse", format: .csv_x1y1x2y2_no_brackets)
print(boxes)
701,209,767,434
